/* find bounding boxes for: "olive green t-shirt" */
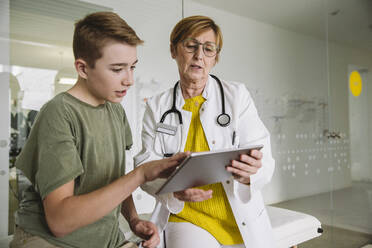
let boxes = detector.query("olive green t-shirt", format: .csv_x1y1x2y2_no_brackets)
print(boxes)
15,92,133,248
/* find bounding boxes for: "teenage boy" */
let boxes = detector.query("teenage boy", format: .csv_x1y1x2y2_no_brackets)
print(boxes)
10,12,186,248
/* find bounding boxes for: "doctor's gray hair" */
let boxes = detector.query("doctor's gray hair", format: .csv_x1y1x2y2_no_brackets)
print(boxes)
170,15,223,62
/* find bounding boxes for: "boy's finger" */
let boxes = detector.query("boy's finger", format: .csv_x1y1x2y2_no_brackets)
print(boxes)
171,152,189,161
142,232,159,248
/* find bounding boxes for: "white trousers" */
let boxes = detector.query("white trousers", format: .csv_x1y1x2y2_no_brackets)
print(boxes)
165,222,245,248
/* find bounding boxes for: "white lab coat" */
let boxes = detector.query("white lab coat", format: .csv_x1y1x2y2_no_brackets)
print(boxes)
134,75,275,248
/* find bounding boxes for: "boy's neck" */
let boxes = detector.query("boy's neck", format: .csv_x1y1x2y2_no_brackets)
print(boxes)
67,78,105,107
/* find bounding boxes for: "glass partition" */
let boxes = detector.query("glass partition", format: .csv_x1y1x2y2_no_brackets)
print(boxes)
325,0,372,246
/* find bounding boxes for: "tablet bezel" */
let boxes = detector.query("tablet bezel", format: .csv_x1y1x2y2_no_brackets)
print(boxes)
156,145,263,195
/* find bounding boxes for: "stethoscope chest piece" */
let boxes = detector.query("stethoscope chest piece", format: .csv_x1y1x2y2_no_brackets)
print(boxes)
217,113,230,127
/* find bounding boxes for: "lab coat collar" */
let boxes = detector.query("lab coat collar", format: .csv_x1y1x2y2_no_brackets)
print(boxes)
175,75,214,108
202,75,213,100
175,82,185,109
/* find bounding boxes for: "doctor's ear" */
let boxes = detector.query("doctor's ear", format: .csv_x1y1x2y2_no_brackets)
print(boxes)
74,59,88,79
170,44,177,59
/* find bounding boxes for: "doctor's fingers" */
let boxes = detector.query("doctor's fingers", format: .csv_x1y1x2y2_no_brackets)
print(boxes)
227,161,260,175
228,166,256,180
174,188,213,202
237,154,262,168
173,189,211,202
249,149,263,160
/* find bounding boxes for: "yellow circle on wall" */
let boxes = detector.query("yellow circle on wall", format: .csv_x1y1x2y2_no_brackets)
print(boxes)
349,70,362,97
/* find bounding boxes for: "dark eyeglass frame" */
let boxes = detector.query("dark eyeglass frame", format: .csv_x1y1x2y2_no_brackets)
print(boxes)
181,38,220,57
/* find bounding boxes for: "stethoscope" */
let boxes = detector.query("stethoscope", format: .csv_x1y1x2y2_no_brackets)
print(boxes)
160,74,231,127
154,74,231,157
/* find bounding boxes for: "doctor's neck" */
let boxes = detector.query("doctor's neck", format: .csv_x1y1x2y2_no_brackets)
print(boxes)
180,79,206,99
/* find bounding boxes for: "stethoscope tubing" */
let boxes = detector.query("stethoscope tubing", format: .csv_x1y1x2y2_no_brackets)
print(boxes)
154,74,231,157
160,74,230,127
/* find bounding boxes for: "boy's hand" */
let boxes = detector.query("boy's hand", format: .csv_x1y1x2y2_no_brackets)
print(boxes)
129,218,159,248
140,152,189,182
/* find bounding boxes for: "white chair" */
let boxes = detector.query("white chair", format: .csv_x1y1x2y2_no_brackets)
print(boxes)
267,206,323,248
120,207,323,248
1,208,322,248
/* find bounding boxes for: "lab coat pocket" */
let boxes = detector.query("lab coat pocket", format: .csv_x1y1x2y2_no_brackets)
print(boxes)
160,132,180,156
208,126,236,150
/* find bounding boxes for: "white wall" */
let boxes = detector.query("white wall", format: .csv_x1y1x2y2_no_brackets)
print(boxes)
0,0,10,237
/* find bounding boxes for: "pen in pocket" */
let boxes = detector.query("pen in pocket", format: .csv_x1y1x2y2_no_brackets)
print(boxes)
232,131,236,146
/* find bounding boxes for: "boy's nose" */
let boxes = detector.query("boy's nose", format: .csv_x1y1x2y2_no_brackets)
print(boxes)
122,72,134,86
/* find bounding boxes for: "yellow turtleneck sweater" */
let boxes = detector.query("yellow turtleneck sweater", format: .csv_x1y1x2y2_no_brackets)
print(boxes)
168,95,243,245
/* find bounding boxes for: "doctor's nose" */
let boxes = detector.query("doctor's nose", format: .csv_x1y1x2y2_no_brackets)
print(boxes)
193,45,204,60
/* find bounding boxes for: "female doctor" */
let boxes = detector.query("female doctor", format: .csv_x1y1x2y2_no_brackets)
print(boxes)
134,16,275,248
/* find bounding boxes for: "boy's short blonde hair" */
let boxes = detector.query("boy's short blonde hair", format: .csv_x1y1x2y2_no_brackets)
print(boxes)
73,12,143,68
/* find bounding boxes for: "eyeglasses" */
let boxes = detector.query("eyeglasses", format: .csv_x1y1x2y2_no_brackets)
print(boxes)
181,38,219,57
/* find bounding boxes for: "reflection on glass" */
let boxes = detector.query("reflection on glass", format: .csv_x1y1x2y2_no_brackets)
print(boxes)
9,66,57,168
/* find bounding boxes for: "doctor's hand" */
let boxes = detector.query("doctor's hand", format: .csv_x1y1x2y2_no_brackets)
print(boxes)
174,188,213,202
226,149,263,185
129,217,159,248
140,152,189,182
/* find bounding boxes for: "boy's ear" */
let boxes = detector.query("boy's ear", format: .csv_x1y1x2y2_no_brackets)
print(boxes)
75,59,88,79
170,44,177,59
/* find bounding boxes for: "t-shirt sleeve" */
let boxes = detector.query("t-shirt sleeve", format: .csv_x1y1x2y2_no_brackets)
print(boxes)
122,108,133,150
16,101,84,199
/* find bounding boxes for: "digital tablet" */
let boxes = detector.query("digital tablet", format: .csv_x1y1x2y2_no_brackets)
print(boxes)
156,145,263,195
